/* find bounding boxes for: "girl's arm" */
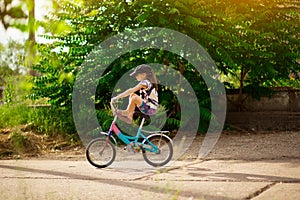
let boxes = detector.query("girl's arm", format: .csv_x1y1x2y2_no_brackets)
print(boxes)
112,84,145,101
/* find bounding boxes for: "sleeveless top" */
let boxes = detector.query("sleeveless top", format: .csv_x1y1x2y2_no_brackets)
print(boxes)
138,80,158,110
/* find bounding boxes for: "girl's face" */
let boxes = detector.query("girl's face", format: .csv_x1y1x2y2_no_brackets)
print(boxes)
135,73,147,81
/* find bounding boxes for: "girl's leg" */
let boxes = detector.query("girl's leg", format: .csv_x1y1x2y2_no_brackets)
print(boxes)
121,94,143,120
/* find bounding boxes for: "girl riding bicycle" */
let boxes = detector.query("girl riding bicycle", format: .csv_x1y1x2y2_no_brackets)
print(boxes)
111,64,158,124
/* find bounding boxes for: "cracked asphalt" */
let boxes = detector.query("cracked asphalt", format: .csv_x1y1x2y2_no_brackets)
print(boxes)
0,157,299,200
1,131,299,199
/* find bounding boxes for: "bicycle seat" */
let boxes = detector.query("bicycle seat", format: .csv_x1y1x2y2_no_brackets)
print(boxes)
134,110,151,120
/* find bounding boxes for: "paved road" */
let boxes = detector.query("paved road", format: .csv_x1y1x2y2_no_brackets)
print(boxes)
0,157,299,200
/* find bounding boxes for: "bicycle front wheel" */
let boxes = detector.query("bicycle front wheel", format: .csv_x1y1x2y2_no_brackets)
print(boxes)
86,138,116,168
142,135,173,167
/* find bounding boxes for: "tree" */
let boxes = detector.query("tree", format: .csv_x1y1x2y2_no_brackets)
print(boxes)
30,0,300,132
25,0,36,69
0,0,37,71
175,0,299,106
31,0,219,132
211,0,300,109
0,40,30,103
0,0,27,30
0,40,25,79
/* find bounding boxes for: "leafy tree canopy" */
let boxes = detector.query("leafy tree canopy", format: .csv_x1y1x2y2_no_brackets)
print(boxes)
0,0,27,30
30,0,299,131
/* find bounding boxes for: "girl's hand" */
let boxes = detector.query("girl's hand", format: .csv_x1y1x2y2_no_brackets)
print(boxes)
110,97,117,113
111,97,117,104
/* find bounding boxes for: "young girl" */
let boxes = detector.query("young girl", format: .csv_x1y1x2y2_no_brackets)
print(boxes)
111,64,158,124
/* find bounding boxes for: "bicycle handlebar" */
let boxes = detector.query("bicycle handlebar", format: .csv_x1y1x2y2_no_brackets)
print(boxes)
110,99,121,115
110,101,115,112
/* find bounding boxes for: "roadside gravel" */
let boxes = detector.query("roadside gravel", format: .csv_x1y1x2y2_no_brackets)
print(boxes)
183,131,300,161
37,130,300,162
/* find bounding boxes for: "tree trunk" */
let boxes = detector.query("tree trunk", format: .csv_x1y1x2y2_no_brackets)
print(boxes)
26,0,36,75
237,66,248,111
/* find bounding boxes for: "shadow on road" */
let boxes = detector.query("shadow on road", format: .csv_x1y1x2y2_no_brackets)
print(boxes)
0,164,229,199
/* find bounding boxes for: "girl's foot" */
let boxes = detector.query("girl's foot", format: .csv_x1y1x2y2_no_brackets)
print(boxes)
116,110,132,124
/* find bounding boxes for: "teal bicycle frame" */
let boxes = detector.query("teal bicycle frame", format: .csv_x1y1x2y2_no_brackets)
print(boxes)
85,102,173,168
107,115,165,153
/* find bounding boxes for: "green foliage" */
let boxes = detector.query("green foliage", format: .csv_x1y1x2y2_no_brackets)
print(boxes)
96,109,113,132
28,106,76,136
29,0,300,135
2,75,32,104
3,82,15,104
31,0,216,133
263,71,300,89
0,103,76,136
9,130,29,153
243,85,275,100
203,0,300,110
0,104,29,129
0,0,27,30
0,40,25,82
214,0,300,90
0,40,30,104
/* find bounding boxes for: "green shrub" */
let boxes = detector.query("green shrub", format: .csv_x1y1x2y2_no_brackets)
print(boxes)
0,104,76,136
28,106,76,136
0,104,30,129
9,130,28,153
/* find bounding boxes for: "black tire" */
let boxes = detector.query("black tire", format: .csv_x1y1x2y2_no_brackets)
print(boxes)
86,138,116,168
142,135,173,167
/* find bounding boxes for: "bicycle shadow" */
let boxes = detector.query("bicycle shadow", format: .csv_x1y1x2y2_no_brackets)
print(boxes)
0,162,228,199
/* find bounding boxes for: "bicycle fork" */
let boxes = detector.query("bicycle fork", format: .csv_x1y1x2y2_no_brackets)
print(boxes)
99,118,116,156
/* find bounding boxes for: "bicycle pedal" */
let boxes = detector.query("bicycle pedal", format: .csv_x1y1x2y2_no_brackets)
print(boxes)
129,149,136,154
133,147,140,152
125,145,135,154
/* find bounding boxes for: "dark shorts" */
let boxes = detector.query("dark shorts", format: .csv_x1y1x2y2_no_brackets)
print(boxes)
138,101,157,116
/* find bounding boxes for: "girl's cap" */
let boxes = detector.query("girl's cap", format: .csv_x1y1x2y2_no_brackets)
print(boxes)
130,64,152,77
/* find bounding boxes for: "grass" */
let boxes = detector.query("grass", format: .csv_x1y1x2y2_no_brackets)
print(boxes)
0,104,29,128
27,105,76,136
9,130,29,153
0,103,76,136
0,103,81,158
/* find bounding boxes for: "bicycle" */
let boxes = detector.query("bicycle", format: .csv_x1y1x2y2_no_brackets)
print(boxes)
86,101,173,168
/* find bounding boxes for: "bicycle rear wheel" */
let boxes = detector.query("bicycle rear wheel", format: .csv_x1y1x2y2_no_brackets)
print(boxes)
142,135,173,167
86,138,116,168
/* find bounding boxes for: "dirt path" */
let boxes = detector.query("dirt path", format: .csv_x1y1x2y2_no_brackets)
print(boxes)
1,128,299,161
182,130,300,161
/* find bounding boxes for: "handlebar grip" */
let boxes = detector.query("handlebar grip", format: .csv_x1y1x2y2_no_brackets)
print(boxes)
111,97,116,103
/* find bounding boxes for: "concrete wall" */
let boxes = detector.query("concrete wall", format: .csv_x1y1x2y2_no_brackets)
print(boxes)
226,112,300,131
227,87,300,112
226,87,300,131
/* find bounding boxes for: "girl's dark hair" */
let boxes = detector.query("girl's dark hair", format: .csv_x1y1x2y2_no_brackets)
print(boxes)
146,67,158,91
130,64,158,91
